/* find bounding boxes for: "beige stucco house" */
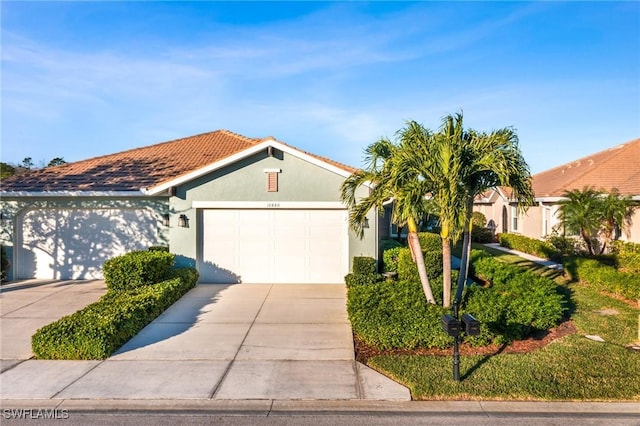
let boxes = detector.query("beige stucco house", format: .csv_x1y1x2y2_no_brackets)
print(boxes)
474,138,640,244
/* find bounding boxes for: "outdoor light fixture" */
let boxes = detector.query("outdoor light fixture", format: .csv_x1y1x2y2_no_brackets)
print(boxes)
178,214,189,228
162,214,170,227
441,302,481,382
363,217,370,228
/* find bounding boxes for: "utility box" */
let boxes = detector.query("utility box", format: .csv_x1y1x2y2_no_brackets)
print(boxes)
462,313,481,336
441,314,461,337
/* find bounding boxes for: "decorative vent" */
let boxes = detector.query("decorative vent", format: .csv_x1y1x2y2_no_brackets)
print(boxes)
267,172,278,192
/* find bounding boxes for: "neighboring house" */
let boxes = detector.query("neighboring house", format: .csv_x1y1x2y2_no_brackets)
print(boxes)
474,138,640,243
0,130,378,283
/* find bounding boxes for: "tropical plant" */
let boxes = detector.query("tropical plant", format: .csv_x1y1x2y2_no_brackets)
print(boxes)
340,128,436,304
557,187,635,255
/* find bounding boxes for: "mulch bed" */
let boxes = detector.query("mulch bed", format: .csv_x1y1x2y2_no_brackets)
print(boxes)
354,320,578,363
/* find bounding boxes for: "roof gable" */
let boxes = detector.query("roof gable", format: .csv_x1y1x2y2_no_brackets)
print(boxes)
1,130,356,194
532,138,640,198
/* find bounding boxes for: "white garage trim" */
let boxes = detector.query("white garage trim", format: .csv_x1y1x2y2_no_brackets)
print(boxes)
192,201,345,209
198,208,349,284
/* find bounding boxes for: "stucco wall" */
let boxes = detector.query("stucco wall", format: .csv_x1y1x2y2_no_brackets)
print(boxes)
168,148,376,272
0,197,168,280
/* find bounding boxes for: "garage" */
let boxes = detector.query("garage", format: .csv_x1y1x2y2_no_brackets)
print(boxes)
16,208,159,280
198,209,349,284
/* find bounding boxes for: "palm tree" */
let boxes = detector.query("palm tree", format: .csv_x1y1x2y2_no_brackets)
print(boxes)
600,189,636,251
397,116,468,307
454,126,534,302
557,187,604,255
340,128,436,304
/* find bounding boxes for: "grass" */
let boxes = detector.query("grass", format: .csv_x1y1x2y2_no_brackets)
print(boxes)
367,244,640,400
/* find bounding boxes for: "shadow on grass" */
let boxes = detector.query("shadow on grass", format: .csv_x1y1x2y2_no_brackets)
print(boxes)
461,343,508,381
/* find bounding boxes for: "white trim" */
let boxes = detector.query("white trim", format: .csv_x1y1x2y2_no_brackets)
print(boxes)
535,196,565,202
1,190,147,198
263,168,282,173
143,140,355,195
192,201,346,209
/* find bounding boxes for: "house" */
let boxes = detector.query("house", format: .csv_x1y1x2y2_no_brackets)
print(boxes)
474,138,640,243
0,130,378,283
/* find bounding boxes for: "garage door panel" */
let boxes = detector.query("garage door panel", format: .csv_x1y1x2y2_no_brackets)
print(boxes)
18,209,159,280
200,209,347,284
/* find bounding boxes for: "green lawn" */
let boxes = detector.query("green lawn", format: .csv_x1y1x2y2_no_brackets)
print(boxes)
368,245,640,400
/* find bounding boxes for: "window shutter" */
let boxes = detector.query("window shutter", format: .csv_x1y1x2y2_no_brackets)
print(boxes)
267,172,278,192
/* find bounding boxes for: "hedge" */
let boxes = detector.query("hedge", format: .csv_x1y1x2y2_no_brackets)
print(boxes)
31,267,199,360
563,257,640,301
397,247,443,282
1,244,9,282
499,233,561,261
353,256,377,275
383,247,403,273
418,232,442,252
103,250,175,292
611,240,640,274
467,256,566,343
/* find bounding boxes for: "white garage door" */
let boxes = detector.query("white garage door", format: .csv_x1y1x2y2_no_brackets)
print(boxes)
199,209,348,283
17,208,159,280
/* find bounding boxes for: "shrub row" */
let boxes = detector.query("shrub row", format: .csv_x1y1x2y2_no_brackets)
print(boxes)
563,257,640,301
397,248,443,282
467,256,566,343
499,233,561,261
611,240,640,274
31,268,199,359
1,245,9,282
103,250,175,292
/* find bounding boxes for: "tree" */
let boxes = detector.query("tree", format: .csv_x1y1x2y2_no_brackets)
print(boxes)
47,157,67,167
0,162,15,179
340,125,436,304
454,125,534,303
557,187,604,255
558,187,636,255
21,157,34,170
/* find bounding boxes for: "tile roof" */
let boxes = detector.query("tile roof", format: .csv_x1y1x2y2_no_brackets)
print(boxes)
532,138,640,198
1,130,355,192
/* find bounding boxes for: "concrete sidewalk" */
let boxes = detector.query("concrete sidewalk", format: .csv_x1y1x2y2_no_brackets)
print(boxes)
0,282,409,402
482,243,564,270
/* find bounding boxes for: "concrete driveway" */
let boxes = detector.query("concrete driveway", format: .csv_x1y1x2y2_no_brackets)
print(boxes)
0,282,409,401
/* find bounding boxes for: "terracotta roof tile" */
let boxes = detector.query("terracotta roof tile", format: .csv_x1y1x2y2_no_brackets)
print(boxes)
532,138,640,198
1,130,355,192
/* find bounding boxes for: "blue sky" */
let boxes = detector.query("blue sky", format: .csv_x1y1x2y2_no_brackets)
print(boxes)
1,1,638,174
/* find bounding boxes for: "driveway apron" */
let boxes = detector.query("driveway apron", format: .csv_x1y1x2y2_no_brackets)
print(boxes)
1,283,409,401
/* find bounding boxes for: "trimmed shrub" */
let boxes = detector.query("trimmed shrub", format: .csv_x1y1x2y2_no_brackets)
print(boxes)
397,247,443,282
353,256,377,275
563,257,640,301
347,278,452,350
31,267,198,359
418,232,441,252
500,233,561,261
345,272,383,288
383,247,402,273
103,250,175,292
544,232,584,257
148,246,170,252
466,256,566,343
611,240,640,274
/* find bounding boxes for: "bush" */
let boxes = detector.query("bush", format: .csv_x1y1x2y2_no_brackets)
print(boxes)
466,256,566,343
397,247,443,282
347,278,453,350
103,250,175,292
345,272,383,288
1,245,9,282
499,233,561,261
353,256,377,275
611,240,640,274
148,246,170,252
418,232,441,252
563,257,640,301
383,247,402,273
31,267,199,359
544,232,584,257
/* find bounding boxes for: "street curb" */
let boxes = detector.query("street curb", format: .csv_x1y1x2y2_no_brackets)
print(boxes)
1,399,639,416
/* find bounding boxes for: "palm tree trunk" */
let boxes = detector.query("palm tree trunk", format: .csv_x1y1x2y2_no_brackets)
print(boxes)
407,217,436,304
455,197,474,304
442,238,452,308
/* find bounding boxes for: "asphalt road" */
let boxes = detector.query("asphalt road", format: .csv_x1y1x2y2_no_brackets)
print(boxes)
3,412,639,426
